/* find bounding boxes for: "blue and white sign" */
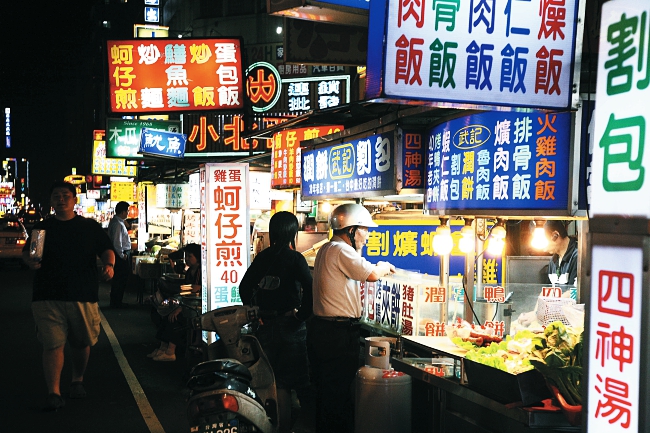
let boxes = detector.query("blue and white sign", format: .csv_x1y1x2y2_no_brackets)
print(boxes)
139,128,187,159
4,108,10,149
144,0,159,5
301,131,396,199
366,0,582,110
425,111,572,212
144,7,159,23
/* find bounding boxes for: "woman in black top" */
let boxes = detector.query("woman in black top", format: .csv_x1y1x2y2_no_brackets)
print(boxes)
239,211,313,433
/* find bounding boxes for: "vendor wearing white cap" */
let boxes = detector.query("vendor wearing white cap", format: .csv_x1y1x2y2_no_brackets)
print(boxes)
310,203,395,433
544,220,578,286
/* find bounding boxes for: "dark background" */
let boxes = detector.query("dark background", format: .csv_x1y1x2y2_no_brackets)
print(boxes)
0,1,98,209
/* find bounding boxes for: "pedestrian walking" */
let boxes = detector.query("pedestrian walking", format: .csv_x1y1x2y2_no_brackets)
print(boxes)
23,181,116,411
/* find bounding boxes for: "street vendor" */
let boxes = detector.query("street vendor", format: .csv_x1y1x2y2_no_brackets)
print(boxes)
544,220,578,287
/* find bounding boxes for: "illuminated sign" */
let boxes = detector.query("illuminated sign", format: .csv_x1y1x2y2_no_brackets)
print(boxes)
111,181,136,202
589,244,641,431
243,60,349,113
5,108,10,149
106,38,244,113
134,24,168,38
144,7,159,23
246,62,282,113
106,118,181,158
425,111,571,212
591,1,650,218
183,113,288,155
138,128,187,159
91,130,138,176
301,131,396,199
401,130,425,192
366,0,581,110
202,163,250,312
271,125,343,189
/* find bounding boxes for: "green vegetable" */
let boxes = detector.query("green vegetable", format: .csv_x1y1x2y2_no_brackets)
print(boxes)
529,321,583,406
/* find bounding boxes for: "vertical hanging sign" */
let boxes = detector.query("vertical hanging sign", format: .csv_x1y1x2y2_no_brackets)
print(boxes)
588,244,641,431
203,163,250,313
592,0,650,217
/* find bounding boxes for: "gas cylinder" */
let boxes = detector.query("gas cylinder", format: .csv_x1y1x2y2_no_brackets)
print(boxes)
355,337,411,433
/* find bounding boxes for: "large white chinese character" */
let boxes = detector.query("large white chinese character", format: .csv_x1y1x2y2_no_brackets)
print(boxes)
141,88,165,108
512,145,531,171
138,44,161,65
375,136,391,173
514,116,532,143
166,65,188,85
512,173,531,199
494,147,509,171
315,150,328,180
214,43,237,63
216,65,239,85
494,120,511,145
357,139,372,175
492,175,509,199
218,86,240,106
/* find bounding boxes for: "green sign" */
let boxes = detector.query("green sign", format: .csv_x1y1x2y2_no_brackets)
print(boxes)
106,118,181,159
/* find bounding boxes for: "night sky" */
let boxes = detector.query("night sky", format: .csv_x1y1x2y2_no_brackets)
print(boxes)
1,1,99,209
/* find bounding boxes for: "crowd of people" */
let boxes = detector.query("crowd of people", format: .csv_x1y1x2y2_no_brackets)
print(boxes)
23,181,398,431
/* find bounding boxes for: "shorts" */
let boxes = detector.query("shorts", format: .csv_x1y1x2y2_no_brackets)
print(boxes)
32,300,101,350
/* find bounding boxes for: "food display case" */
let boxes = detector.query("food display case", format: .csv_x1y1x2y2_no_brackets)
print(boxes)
392,336,580,432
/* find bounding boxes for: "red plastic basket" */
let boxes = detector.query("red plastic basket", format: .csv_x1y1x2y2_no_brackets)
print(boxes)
549,384,582,426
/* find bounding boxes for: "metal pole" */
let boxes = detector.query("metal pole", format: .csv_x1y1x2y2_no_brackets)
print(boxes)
464,223,476,325
439,253,449,325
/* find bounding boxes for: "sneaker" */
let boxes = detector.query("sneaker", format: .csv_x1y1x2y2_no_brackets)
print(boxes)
153,352,176,362
43,393,65,412
69,381,86,399
146,349,163,358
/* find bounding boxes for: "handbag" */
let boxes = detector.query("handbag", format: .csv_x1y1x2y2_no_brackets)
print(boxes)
152,289,180,316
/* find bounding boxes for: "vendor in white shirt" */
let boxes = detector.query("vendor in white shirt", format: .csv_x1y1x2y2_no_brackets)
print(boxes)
544,220,578,286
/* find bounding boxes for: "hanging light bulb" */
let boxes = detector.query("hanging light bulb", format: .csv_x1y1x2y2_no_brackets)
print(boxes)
433,217,453,255
459,218,475,254
487,219,506,256
531,220,548,250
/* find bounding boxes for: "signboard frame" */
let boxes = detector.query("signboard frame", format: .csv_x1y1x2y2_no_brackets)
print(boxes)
422,109,580,218
365,0,585,112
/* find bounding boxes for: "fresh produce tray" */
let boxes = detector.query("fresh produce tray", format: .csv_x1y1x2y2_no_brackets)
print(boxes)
463,358,551,405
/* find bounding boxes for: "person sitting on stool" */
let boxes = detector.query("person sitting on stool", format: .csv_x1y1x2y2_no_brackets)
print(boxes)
148,243,202,362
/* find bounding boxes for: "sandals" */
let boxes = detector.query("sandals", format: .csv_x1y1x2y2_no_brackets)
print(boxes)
69,381,86,399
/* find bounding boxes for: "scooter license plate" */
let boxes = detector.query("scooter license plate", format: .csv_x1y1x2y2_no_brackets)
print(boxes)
191,419,239,433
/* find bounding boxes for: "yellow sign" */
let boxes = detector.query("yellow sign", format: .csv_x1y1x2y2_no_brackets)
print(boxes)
111,182,136,202
92,141,137,177
64,175,86,185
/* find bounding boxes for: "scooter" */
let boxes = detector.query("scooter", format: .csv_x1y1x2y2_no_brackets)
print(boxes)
186,305,278,433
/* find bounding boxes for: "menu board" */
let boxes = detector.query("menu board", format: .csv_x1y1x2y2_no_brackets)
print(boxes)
425,111,571,212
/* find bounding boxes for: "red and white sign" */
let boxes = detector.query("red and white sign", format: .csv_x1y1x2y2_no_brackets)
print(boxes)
271,125,343,188
588,245,641,431
107,39,244,113
202,163,250,313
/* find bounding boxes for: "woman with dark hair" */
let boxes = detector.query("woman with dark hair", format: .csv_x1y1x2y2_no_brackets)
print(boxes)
239,211,313,433
148,243,202,362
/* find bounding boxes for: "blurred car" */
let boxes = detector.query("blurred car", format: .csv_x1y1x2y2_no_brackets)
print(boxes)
20,209,43,233
0,216,28,264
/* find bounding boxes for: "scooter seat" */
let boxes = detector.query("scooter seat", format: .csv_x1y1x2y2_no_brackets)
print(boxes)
188,359,253,382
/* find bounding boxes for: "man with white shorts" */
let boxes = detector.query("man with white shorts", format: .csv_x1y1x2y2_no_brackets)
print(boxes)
24,181,115,411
